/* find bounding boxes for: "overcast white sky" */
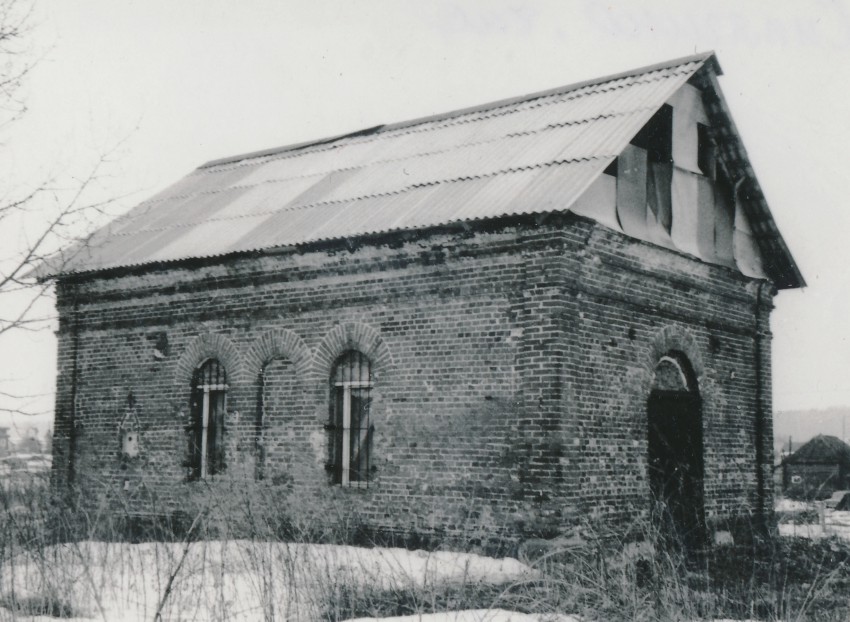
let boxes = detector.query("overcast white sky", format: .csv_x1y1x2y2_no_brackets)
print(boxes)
2,0,849,438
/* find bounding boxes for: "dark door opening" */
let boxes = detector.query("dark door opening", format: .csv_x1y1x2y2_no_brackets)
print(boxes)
647,354,706,553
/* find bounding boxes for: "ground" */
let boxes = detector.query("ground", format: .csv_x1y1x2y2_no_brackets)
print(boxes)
0,495,847,621
776,494,850,539
0,541,540,622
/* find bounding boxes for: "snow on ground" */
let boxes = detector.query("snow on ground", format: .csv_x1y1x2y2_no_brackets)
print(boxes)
775,498,850,540
340,612,755,622
0,541,538,622
778,512,850,539
778,522,830,539
0,499,831,622
774,497,811,512
342,610,578,622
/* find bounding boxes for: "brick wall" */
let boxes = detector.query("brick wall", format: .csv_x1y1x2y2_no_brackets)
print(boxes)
51,213,776,543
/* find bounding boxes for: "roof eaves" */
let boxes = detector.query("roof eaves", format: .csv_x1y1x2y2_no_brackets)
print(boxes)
48,208,572,280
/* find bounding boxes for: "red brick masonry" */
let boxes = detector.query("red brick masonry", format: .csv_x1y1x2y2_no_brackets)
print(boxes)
51,212,775,542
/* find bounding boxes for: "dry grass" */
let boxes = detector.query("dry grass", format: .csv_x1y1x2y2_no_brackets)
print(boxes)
0,478,848,621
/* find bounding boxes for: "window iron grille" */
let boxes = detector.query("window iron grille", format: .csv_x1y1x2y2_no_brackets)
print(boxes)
329,351,373,487
190,358,228,479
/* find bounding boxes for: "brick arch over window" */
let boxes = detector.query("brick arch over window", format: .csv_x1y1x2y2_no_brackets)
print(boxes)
313,323,393,382
174,333,244,389
244,329,311,381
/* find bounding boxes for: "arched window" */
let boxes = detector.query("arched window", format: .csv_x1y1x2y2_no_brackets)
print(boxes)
328,351,373,486
189,359,228,479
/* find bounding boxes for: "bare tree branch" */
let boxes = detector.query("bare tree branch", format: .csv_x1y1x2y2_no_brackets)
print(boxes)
0,406,51,417
0,0,128,425
0,389,49,399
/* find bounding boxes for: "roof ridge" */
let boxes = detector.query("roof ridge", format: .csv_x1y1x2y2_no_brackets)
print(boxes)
202,76,665,176
199,51,716,170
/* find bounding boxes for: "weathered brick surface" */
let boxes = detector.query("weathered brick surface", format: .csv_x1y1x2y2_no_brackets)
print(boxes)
51,214,776,541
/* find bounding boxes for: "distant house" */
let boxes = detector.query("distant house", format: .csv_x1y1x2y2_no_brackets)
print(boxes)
34,52,803,546
0,428,9,457
15,434,42,455
782,435,850,499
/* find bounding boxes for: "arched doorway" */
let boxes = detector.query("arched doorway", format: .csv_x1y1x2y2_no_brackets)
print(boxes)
647,352,706,552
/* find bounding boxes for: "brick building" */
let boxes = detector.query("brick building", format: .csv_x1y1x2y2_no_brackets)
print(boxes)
37,53,803,546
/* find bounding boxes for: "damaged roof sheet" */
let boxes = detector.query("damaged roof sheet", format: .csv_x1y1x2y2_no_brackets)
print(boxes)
38,52,803,288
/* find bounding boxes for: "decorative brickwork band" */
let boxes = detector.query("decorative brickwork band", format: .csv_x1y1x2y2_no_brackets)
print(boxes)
174,332,245,387
244,329,311,381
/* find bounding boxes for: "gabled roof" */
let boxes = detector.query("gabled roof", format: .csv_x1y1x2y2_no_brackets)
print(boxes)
34,52,803,288
783,435,850,466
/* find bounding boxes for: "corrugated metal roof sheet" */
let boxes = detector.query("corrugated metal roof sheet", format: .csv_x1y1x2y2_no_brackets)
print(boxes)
30,52,802,288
